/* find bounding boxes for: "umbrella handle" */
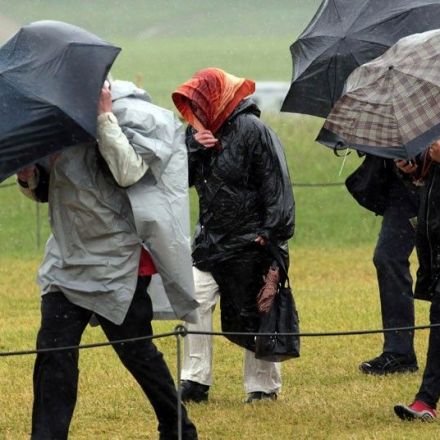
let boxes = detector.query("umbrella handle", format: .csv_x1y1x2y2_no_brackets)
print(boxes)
338,148,350,176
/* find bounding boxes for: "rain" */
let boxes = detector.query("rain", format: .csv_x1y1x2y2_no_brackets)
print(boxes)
1,1,439,439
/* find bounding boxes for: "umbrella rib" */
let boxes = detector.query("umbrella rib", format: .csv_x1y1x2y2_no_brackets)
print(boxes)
0,73,54,106
393,68,439,89
330,0,344,28
0,42,118,75
297,0,328,39
350,4,438,38
0,73,93,137
347,68,440,103
336,0,370,34
389,83,403,148
291,36,344,85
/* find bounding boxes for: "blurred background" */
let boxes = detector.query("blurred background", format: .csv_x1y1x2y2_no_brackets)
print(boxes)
0,0,322,107
1,7,425,438
0,0,377,258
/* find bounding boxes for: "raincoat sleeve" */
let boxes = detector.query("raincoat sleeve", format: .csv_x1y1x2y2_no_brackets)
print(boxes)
97,112,149,187
185,125,209,187
110,101,179,184
250,122,295,242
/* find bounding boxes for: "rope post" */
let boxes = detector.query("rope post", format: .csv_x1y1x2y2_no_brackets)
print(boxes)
36,202,41,249
174,324,187,440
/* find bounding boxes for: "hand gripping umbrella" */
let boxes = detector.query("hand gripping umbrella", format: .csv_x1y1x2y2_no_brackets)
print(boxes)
318,29,440,160
281,0,440,118
0,20,121,182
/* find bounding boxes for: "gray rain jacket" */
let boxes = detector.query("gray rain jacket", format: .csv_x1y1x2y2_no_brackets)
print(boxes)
38,80,197,324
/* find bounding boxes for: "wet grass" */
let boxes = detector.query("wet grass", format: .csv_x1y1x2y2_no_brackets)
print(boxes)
0,3,430,438
0,249,435,439
0,114,376,258
0,0,321,40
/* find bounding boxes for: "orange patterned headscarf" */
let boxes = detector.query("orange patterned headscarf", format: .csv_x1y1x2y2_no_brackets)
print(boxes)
172,67,255,134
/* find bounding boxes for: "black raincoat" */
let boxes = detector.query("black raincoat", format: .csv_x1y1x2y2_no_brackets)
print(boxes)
187,99,295,350
415,163,440,301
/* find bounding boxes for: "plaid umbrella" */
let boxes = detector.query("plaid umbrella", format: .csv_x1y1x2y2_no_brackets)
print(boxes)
318,29,440,160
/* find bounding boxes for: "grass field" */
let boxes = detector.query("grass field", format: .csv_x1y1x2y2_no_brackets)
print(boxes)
0,0,378,257
0,2,436,439
0,115,375,258
0,250,435,440
0,0,322,39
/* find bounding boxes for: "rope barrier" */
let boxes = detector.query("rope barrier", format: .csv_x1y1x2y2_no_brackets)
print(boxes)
0,330,176,357
3,322,439,440
0,181,347,190
293,182,345,187
1,323,439,358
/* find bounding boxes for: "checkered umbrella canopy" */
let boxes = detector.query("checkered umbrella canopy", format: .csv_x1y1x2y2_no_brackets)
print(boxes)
318,29,440,160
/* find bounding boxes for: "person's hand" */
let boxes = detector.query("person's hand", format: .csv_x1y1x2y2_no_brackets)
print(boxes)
194,130,218,148
429,139,440,163
395,159,418,174
17,165,36,182
98,81,112,114
255,235,267,246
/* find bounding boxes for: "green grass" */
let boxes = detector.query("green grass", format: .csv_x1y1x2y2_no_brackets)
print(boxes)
0,250,435,440
0,2,378,256
111,35,295,109
0,114,375,258
0,2,426,439
0,1,322,109
0,0,322,39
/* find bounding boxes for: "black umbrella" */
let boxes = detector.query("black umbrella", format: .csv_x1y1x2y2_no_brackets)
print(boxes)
0,20,121,182
281,0,440,118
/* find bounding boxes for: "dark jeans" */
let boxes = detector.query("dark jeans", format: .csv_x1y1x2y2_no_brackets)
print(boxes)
31,277,197,440
416,293,440,408
373,198,416,357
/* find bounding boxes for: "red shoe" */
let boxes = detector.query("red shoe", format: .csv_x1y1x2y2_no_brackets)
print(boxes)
394,400,437,421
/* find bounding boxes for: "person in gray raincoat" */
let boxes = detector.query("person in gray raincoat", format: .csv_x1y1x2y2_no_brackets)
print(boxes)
17,79,198,440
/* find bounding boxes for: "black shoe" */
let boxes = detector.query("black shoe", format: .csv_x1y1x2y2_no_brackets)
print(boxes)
180,380,209,403
359,352,418,375
244,391,278,404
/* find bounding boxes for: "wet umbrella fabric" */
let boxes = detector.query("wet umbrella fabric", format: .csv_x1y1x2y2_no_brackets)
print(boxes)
318,29,440,160
281,0,440,118
0,20,120,182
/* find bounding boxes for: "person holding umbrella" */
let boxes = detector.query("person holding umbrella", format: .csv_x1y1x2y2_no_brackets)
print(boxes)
393,143,440,421
281,0,440,376
172,67,295,403
315,27,440,421
17,78,199,439
352,158,420,376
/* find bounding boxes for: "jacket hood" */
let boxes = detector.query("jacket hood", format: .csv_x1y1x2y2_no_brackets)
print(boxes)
110,79,152,103
228,98,261,121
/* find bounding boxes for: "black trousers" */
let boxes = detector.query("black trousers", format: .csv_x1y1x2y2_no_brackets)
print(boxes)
373,198,416,357
416,293,440,408
211,249,271,351
31,277,197,440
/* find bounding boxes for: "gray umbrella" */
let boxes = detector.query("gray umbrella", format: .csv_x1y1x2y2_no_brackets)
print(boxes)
318,29,440,160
